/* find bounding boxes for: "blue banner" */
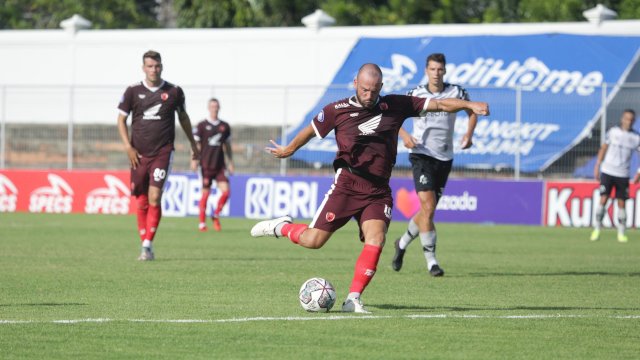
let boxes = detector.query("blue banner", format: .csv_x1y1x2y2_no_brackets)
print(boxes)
160,173,543,225
287,34,640,172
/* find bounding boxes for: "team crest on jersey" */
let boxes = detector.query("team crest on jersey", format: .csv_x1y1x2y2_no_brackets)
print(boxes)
379,102,388,111
325,211,335,222
161,93,169,101
317,110,324,123
219,125,226,132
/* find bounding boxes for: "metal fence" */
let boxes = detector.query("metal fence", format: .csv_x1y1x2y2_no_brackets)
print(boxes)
1,83,639,179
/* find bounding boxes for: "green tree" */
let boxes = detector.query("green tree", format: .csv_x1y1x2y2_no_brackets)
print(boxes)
619,0,640,19
0,0,158,29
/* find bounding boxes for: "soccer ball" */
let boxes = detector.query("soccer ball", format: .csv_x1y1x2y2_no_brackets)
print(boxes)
298,278,337,312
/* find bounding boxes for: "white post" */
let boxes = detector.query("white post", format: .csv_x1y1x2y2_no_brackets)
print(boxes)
1,85,5,169
515,86,522,180
67,86,74,170
601,83,607,146
280,86,288,176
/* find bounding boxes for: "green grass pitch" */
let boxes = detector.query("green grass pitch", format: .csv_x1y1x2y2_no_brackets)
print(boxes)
1,213,639,359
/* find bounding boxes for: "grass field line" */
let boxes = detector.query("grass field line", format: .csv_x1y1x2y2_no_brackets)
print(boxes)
1,314,640,325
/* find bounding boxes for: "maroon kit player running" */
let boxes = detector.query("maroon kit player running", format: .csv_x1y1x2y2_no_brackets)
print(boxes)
251,64,489,313
191,98,234,232
117,50,199,261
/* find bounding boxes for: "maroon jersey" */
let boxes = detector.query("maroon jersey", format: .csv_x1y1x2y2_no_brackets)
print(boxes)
118,81,186,157
312,95,429,181
194,118,231,171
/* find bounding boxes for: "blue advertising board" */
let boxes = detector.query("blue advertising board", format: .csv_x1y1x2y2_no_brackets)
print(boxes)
162,173,543,225
286,34,640,172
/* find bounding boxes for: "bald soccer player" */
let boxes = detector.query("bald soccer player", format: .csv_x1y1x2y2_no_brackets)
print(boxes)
250,64,489,313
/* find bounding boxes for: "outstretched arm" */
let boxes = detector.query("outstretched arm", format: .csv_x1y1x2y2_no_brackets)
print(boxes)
427,98,489,116
266,124,316,158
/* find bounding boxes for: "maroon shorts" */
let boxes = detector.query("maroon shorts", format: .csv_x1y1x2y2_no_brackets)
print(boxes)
310,169,393,238
130,145,173,196
201,168,229,188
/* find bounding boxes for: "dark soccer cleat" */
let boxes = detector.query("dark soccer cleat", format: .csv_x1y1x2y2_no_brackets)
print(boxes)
391,238,405,271
429,264,445,277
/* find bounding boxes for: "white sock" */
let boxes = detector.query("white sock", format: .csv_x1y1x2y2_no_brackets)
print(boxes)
142,239,152,249
347,292,361,300
420,231,437,270
618,208,627,235
594,205,605,230
398,218,419,249
275,222,287,236
199,222,206,229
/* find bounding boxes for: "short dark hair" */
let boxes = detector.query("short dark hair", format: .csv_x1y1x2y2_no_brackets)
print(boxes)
623,109,636,117
209,98,219,104
426,53,446,67
143,50,162,63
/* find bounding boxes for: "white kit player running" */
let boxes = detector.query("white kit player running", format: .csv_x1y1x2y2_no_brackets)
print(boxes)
591,109,640,243
392,53,478,277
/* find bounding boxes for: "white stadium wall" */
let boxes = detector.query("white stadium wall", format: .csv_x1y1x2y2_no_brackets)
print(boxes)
2,20,640,125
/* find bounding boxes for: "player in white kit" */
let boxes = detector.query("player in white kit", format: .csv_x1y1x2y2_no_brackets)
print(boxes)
392,53,478,277
591,109,640,243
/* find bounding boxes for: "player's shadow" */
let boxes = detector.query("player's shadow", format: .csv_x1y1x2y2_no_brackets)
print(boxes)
0,302,88,307
372,304,640,312
466,271,640,277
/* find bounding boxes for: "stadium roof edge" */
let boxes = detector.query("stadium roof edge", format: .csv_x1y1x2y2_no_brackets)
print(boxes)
2,19,640,43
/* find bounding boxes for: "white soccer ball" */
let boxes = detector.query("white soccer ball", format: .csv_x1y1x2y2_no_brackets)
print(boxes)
298,277,337,312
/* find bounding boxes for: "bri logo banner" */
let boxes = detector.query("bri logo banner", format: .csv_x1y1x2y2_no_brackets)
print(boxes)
286,34,640,172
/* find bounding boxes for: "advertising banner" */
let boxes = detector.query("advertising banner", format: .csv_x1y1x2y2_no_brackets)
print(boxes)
286,34,640,172
0,170,132,215
392,178,543,225
1,170,545,226
545,181,640,228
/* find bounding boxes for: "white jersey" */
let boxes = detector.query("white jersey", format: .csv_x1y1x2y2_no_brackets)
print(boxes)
407,83,469,161
601,126,640,178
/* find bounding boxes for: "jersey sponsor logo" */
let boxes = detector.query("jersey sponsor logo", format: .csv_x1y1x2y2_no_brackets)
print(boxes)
142,103,162,120
350,113,359,117
138,94,146,99
317,110,324,122
29,174,74,213
208,133,223,147
0,174,18,212
85,175,131,214
245,178,318,219
358,114,382,135
161,92,169,101
334,103,349,109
